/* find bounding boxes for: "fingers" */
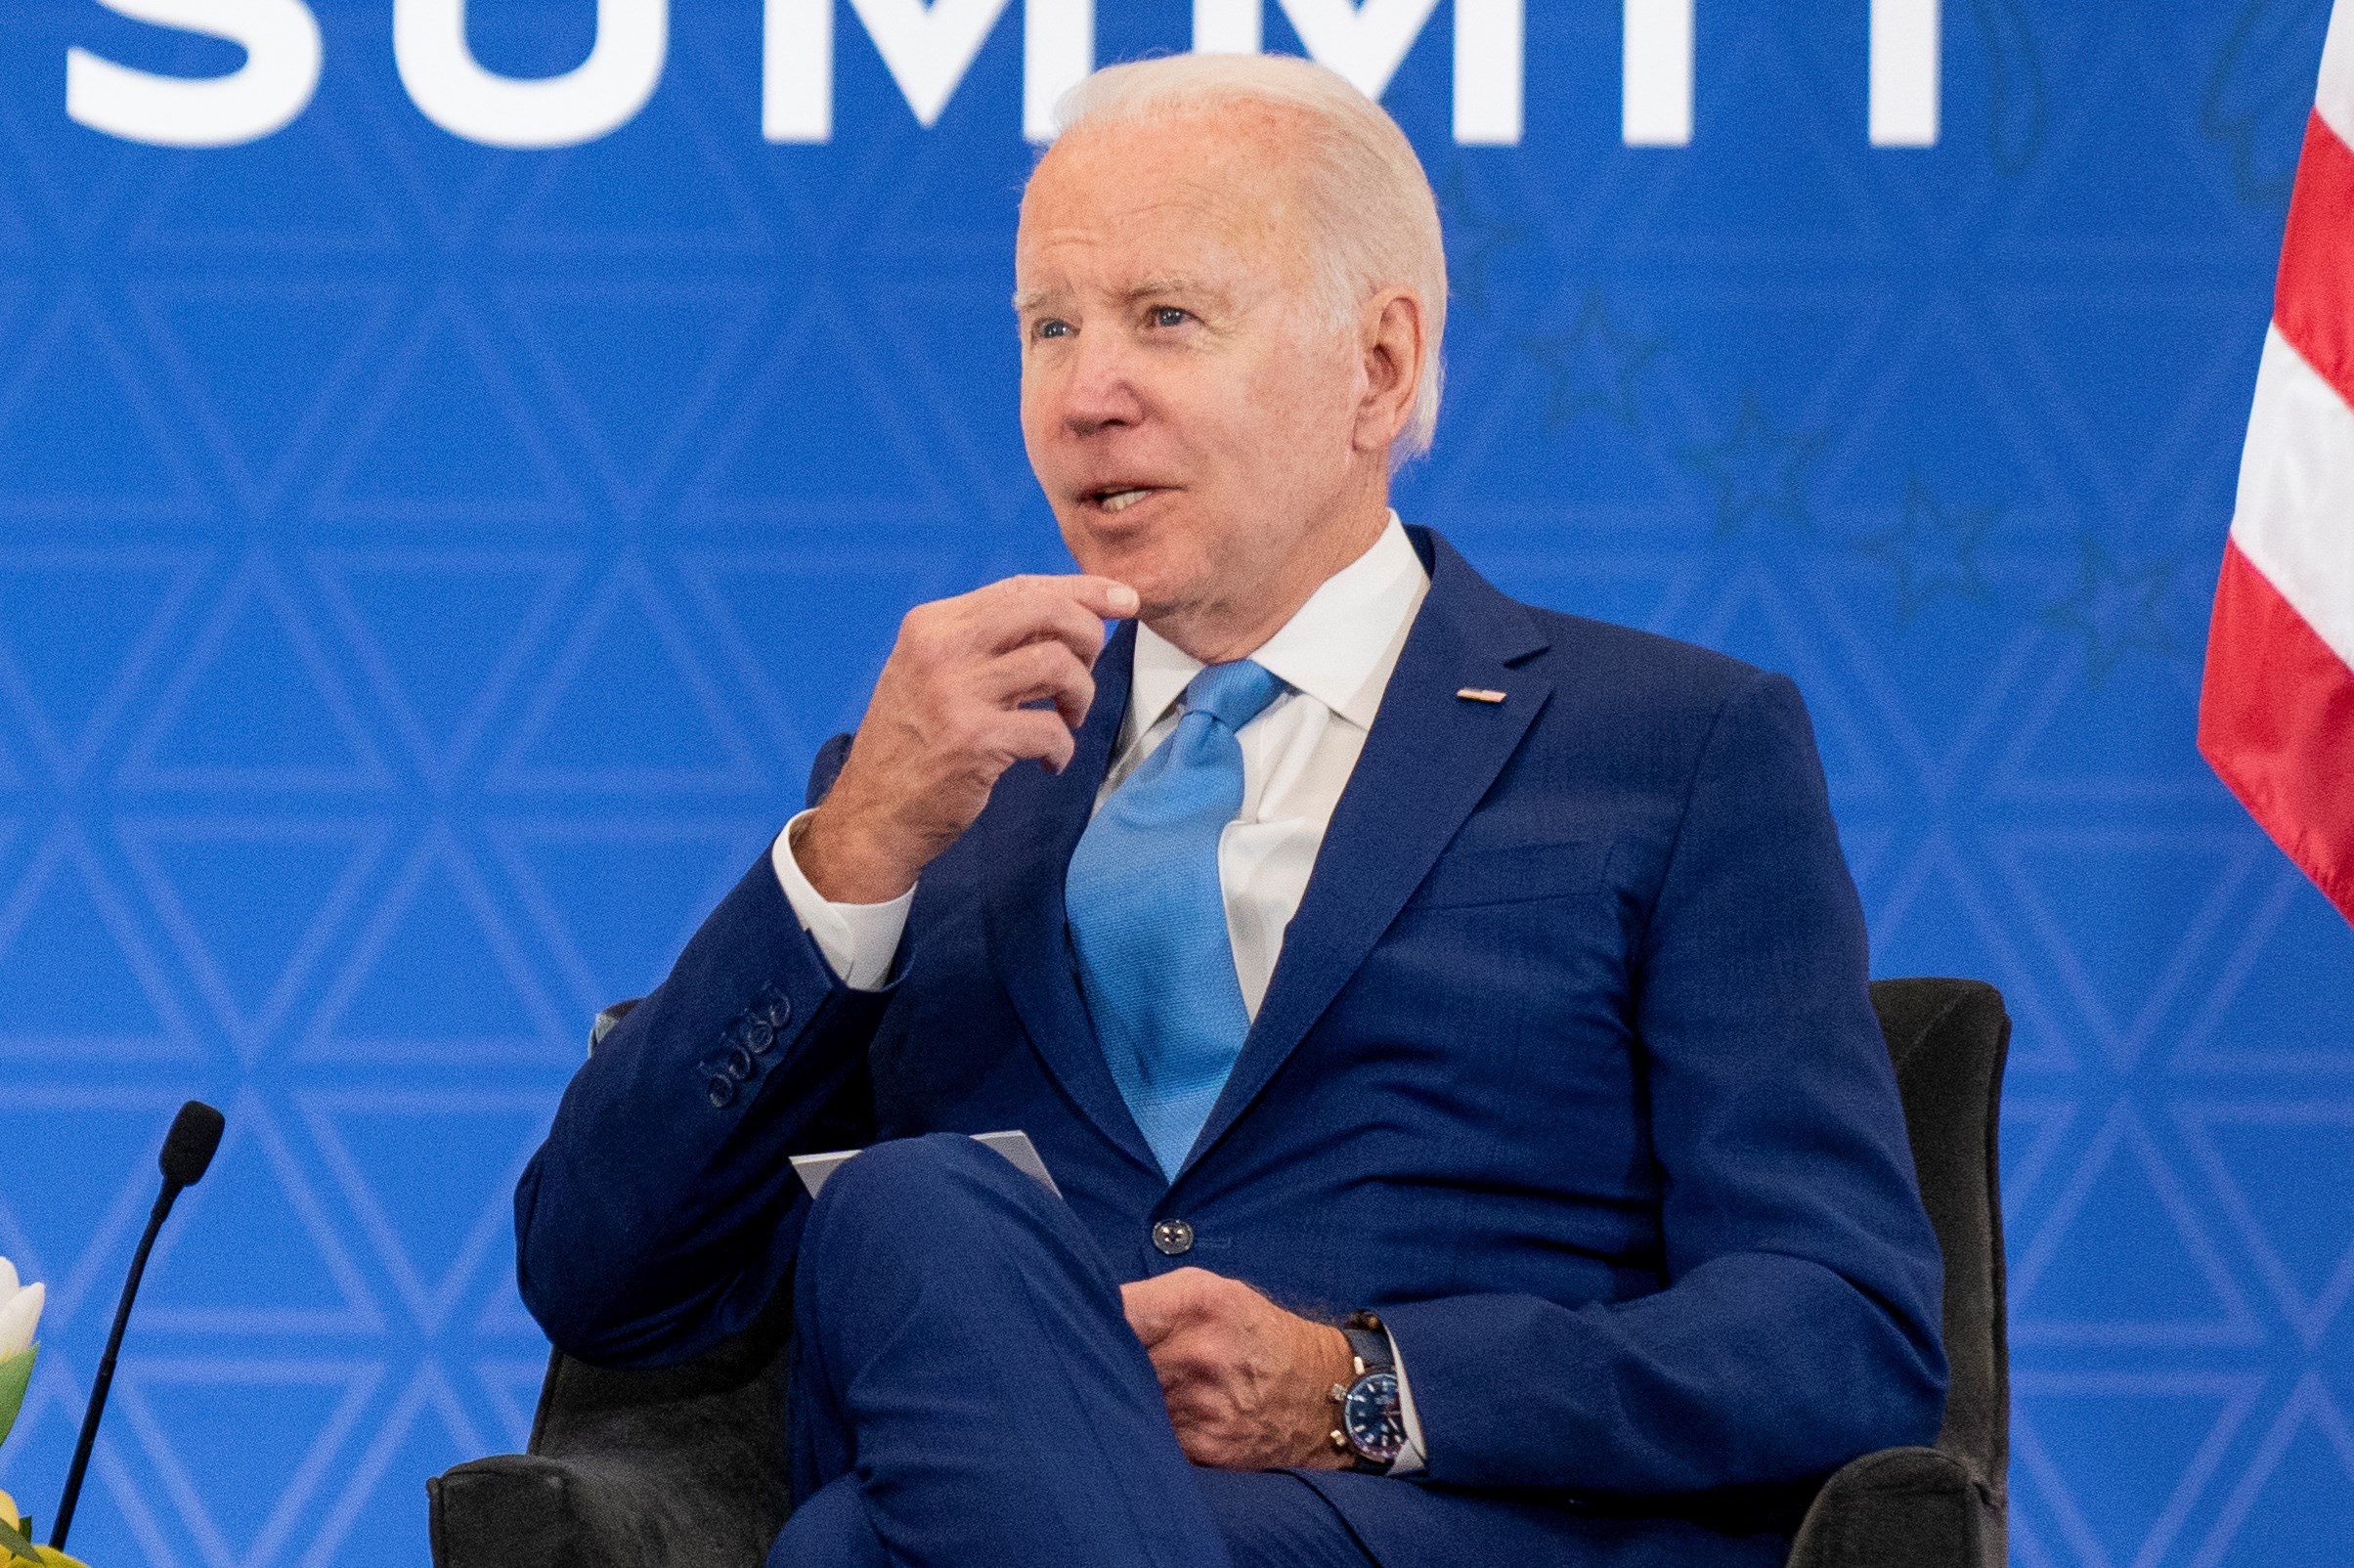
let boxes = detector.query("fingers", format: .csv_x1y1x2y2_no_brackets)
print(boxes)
1000,708,1078,774
978,575,1135,667
1120,1267,1211,1349
984,639,1096,729
1055,574,1142,623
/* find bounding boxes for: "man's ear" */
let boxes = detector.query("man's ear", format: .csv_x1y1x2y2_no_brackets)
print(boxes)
1354,289,1425,455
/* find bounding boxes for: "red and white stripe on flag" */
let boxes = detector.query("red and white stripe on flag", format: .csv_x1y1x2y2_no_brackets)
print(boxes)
2200,0,2354,925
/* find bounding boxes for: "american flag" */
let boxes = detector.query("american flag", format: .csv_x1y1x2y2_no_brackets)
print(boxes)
2200,0,2354,926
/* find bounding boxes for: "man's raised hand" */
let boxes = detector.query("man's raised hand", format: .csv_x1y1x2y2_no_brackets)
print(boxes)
796,574,1138,904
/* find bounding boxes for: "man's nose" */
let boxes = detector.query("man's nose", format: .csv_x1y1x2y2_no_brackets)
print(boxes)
1058,334,1147,438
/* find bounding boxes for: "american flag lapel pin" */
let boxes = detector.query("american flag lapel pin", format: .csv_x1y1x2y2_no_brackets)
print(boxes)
1456,687,1507,705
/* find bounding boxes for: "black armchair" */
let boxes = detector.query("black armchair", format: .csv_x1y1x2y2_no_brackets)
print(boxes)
430,978,2010,1568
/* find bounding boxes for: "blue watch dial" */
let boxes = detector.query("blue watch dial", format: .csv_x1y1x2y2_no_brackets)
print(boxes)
1342,1370,1405,1463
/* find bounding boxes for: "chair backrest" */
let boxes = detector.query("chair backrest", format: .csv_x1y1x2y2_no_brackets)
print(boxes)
1868,978,2011,1512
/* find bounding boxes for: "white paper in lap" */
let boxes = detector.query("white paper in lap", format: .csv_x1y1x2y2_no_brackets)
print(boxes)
790,1130,1063,1200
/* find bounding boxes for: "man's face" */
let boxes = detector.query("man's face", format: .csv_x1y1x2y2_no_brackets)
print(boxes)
1015,109,1377,648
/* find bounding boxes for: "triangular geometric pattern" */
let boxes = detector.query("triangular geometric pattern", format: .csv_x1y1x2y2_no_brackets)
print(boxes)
2010,1105,2262,1346
473,1358,552,1453
678,285,962,527
295,1089,557,1335
1997,1097,2083,1220
110,1357,382,1568
137,1096,383,1335
302,827,572,1066
2189,1375,2354,1568
115,815,391,1061
498,70,773,254
127,277,401,517
306,548,582,785
0,289,204,524
0,48,156,244
2174,863,2354,1073
1866,833,2075,1071
2001,291,2250,526
504,281,767,521
1989,638,2212,800
473,1271,545,1340
1992,828,2256,1070
2011,1371,2265,1568
2174,1103,2354,1348
310,292,580,527
490,558,764,794
0,545,207,784
0,821,198,1064
124,94,401,255
0,1362,181,1568
0,1087,191,1326
1672,563,1890,802
676,548,962,756
302,1363,486,1568
487,816,772,1016
116,552,393,794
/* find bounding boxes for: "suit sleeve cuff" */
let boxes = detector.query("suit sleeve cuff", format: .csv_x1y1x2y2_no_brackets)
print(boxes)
1385,1324,1428,1474
770,810,913,990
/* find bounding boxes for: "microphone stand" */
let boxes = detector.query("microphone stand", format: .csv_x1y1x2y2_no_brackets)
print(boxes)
49,1178,185,1552
49,1098,223,1554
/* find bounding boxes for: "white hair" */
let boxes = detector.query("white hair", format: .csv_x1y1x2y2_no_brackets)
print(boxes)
1050,53,1449,461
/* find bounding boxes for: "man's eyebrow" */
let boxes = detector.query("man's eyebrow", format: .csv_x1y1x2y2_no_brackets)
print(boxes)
1124,277,1229,308
1010,278,1236,316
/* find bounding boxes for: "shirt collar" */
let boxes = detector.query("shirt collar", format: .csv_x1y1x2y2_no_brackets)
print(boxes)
1126,512,1428,739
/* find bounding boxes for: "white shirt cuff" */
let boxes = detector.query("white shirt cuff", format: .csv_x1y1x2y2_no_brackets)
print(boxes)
1385,1326,1427,1475
770,809,913,990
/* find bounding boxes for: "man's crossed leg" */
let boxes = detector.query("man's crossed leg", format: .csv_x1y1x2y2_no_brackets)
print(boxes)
772,1134,1374,1568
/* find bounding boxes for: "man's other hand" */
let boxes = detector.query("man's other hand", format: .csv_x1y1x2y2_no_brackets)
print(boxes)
1121,1268,1357,1471
798,574,1139,903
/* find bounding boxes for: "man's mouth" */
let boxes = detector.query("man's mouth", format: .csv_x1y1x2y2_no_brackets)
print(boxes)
1088,486,1164,514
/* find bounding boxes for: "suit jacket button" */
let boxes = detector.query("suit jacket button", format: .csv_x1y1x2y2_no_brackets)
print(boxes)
707,1075,737,1109
1152,1218,1195,1257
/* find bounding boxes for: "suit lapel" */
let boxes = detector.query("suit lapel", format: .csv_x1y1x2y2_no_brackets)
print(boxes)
981,622,1164,1179
1177,531,1553,1181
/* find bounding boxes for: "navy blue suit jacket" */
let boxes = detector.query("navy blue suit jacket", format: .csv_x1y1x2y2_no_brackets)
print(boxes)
516,528,1947,1566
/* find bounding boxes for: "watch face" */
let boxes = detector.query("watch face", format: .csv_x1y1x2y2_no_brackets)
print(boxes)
1342,1371,1405,1463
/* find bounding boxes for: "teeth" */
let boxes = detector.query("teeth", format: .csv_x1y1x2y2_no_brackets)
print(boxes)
1099,489,1150,513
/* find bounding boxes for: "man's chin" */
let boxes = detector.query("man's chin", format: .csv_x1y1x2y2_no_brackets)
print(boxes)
1060,527,1199,610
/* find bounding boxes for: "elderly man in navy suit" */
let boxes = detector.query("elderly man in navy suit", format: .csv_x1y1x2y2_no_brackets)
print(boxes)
515,52,1946,1568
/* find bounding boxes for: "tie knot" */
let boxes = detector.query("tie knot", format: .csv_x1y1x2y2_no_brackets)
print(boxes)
1182,659,1283,732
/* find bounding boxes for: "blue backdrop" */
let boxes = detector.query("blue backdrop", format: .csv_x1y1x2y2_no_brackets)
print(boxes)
0,2,2349,1564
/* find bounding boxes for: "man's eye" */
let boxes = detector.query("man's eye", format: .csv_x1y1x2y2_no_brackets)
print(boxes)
1034,319,1072,340
1151,307,1191,328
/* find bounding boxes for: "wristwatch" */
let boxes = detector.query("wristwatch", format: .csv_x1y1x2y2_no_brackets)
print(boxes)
1327,1310,1406,1472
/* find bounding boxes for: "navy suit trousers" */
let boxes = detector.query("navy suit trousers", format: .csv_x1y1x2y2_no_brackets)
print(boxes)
771,1134,1373,1568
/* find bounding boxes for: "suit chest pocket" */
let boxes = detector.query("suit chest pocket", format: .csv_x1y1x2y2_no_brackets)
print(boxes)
1407,840,1604,909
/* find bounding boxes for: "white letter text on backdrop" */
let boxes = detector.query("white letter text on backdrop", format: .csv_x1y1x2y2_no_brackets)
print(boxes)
1194,0,1522,144
66,0,322,148
766,0,1090,144
394,0,668,149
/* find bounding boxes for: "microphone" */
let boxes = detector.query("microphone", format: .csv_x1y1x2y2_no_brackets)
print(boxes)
49,1101,224,1553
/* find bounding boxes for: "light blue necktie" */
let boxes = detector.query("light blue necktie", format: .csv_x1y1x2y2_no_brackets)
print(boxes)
1067,659,1285,1180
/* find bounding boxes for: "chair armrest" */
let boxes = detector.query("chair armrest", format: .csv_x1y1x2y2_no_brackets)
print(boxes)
1785,1446,2001,1568
429,1284,796,1568
429,1454,676,1568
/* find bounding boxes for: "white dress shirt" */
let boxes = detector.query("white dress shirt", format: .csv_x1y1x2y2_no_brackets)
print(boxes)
769,513,1432,1468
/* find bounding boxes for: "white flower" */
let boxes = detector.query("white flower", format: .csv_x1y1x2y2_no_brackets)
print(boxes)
0,1257,41,1361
